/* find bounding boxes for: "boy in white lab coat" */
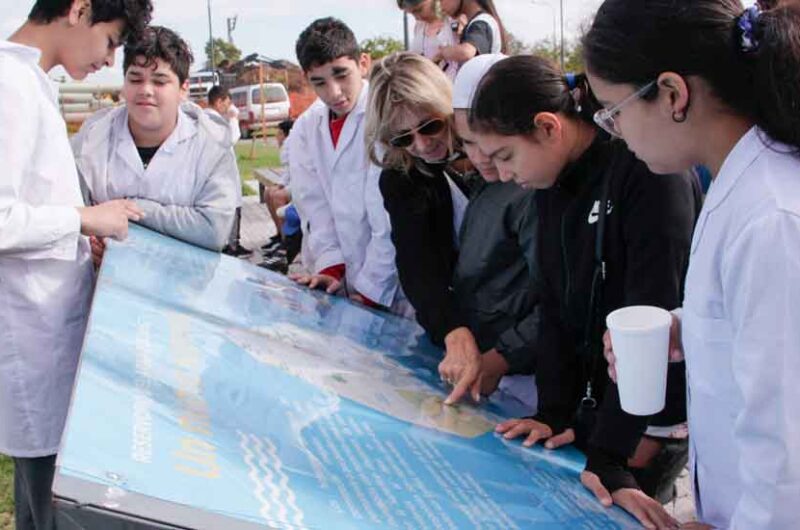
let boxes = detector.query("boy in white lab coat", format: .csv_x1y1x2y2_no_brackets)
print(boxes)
289,18,404,313
72,26,240,257
0,1,153,529
205,84,251,257
206,85,241,144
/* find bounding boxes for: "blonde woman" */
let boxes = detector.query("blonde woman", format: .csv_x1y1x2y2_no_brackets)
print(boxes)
397,0,461,79
365,52,482,402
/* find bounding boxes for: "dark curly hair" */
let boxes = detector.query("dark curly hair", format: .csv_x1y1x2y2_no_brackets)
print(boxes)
295,17,360,72
123,26,194,84
28,0,153,43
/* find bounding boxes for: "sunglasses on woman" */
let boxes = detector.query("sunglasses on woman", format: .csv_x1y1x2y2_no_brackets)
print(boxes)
389,118,446,148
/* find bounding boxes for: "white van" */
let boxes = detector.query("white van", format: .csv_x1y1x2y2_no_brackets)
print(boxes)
230,83,291,138
188,70,219,102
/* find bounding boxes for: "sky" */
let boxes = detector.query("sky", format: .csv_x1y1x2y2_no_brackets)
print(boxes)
2,0,607,84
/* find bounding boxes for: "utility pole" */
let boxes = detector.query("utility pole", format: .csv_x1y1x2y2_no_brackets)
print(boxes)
207,0,215,72
559,0,565,70
227,15,238,45
403,12,410,50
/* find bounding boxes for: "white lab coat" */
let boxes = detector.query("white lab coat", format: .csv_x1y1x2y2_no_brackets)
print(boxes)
0,41,94,457
681,127,800,529
204,104,241,146
289,82,400,306
72,102,240,251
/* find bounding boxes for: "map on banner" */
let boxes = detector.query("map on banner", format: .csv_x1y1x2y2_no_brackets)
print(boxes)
55,225,639,530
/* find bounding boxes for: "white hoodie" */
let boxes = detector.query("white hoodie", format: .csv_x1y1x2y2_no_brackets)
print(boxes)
72,101,240,251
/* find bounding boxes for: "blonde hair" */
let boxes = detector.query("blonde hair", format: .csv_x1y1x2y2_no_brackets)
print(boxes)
365,51,454,171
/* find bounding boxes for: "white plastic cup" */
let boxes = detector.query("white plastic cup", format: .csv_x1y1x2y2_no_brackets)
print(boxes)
606,306,672,416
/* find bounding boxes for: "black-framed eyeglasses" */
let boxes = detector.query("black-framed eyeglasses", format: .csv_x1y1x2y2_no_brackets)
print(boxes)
389,118,446,148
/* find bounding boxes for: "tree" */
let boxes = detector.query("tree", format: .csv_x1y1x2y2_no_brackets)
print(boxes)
506,32,533,56
360,36,404,60
529,38,584,72
205,38,241,70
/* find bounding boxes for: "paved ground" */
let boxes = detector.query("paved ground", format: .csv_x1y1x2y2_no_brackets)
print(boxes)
239,190,278,265
237,190,697,523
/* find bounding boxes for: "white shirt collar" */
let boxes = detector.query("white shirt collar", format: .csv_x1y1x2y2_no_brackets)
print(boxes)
0,40,59,103
705,126,768,212
0,40,42,63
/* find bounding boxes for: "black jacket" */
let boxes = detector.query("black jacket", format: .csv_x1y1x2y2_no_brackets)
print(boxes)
379,162,467,344
453,180,539,360
527,135,702,463
380,164,540,359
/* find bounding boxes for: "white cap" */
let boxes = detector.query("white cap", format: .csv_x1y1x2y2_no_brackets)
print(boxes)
452,54,508,110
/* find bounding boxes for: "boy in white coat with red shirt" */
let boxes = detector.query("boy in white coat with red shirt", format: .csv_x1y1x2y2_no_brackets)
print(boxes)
289,18,407,314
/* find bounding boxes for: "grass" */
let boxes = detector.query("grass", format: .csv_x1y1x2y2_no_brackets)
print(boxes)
235,140,281,197
0,454,12,529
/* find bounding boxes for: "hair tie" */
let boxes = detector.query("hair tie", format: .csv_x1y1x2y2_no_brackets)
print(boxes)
565,73,578,90
738,5,761,53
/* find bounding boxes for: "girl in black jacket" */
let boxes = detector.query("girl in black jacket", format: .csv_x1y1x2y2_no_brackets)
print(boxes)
468,55,702,527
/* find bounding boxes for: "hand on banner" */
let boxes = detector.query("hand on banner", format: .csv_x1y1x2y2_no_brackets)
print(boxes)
78,199,144,241
349,293,368,305
603,312,684,383
440,327,482,405
89,236,106,268
495,418,575,449
478,349,509,396
289,273,342,294
580,471,679,530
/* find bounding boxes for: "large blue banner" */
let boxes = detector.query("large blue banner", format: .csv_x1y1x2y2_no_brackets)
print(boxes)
55,225,638,529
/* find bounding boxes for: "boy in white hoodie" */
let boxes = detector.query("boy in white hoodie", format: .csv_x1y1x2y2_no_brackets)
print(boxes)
72,25,240,257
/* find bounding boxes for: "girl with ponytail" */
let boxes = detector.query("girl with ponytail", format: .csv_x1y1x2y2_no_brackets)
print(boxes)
469,54,703,529
396,0,460,80
584,1,800,528
434,0,507,67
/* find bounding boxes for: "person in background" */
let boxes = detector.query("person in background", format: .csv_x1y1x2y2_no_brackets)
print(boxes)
585,1,800,528
260,119,304,274
1,1,152,528
397,0,461,80
206,84,250,257
435,0,506,67
206,85,241,144
261,118,294,255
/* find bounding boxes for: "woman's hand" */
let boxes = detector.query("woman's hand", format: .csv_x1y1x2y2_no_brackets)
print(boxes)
439,327,482,405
